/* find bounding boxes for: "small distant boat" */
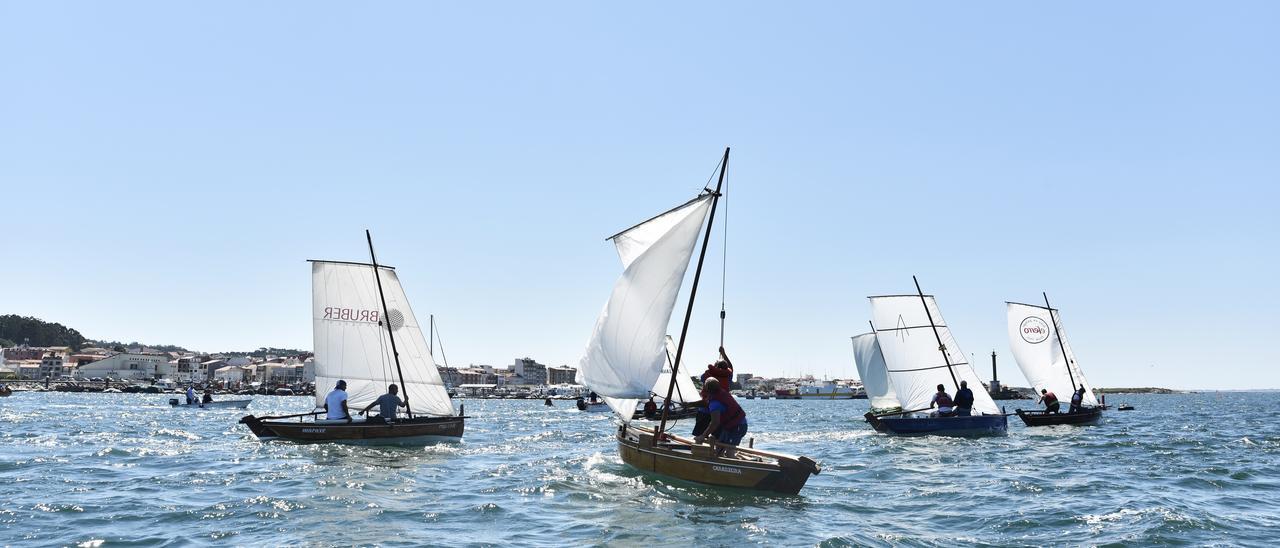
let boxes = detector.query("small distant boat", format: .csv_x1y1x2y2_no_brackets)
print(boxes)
273,388,295,396
1007,295,1102,427
579,148,819,494
240,231,465,445
0,386,12,397
576,398,610,412
859,277,1008,437
1118,404,1135,411
630,336,703,421
170,398,253,409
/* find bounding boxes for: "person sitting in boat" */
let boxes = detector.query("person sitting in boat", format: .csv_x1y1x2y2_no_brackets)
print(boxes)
694,378,747,458
588,391,600,404
185,385,198,405
202,389,214,404
359,383,407,424
643,397,658,419
953,380,974,417
324,379,352,421
1069,386,1085,413
930,384,955,417
1038,388,1060,414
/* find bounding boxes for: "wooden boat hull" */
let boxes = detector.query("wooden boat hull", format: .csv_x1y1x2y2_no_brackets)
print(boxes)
170,399,252,409
616,424,819,495
240,414,464,445
1015,407,1102,426
864,412,1008,437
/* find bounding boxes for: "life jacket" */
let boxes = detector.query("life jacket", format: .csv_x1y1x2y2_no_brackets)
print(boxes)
709,390,745,429
1043,391,1058,405
702,364,732,387
934,392,953,408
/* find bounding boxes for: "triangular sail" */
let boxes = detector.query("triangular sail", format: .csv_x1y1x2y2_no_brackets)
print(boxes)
580,196,713,419
851,332,898,409
1006,302,1098,407
655,335,700,405
869,295,999,415
311,261,455,417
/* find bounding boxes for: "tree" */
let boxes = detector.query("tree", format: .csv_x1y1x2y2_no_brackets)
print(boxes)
0,315,86,350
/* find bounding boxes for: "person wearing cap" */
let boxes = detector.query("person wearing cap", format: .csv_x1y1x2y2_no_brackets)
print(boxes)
324,380,351,421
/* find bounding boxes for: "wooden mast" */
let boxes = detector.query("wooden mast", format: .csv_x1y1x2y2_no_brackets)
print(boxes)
913,276,960,391
1042,292,1078,393
656,147,729,442
366,230,412,417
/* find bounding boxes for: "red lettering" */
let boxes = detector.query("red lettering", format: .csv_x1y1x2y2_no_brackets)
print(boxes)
370,311,379,323
324,307,333,319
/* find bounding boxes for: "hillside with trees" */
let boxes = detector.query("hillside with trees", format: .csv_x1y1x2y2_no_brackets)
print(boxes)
0,315,88,350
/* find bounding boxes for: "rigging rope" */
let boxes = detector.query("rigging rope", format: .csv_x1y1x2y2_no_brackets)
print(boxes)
719,162,729,347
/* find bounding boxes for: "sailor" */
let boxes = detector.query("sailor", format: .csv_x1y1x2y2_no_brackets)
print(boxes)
1038,388,1060,414
930,384,954,417
643,396,658,419
953,380,975,417
360,384,407,424
1069,385,1085,413
694,378,747,457
202,389,214,404
324,380,352,421
185,385,197,405
700,346,734,388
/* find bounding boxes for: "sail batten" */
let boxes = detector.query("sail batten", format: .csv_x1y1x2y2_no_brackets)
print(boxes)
1007,302,1098,407
312,262,454,417
869,295,1000,415
579,195,713,419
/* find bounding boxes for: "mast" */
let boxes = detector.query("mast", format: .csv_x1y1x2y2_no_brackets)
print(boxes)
1043,292,1077,392
913,275,959,390
656,147,729,441
366,230,412,417
429,314,433,355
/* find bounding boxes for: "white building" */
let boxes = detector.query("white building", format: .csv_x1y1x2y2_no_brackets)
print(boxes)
511,358,547,385
214,365,248,384
75,353,171,381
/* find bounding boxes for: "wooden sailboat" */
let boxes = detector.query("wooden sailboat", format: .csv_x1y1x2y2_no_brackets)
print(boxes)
240,231,465,445
862,277,1009,437
579,148,819,494
1007,294,1103,426
630,336,701,421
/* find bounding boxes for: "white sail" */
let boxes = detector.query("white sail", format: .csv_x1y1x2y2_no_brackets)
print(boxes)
580,196,713,419
1006,302,1098,407
655,335,701,404
851,332,898,409
869,295,999,415
312,261,455,417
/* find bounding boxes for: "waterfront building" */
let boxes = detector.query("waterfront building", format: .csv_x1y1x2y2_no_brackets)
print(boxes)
737,373,754,385
40,354,68,379
214,365,248,384
511,357,547,385
75,353,171,381
547,365,577,385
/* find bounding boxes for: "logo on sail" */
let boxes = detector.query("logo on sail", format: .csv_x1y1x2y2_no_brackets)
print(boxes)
323,307,380,323
386,309,406,331
1019,316,1050,344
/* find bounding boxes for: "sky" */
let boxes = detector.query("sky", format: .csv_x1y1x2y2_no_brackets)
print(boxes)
1,2,1277,390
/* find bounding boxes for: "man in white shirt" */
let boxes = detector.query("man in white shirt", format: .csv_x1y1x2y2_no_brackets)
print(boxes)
324,380,351,421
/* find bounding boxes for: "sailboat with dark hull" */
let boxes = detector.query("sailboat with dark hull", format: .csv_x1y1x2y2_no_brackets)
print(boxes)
580,148,819,494
240,231,465,445
1008,294,1102,427
861,278,1008,437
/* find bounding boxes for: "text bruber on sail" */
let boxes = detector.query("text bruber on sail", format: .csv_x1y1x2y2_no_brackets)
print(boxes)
323,307,380,322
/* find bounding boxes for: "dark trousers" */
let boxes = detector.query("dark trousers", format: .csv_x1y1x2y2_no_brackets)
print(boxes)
691,411,711,436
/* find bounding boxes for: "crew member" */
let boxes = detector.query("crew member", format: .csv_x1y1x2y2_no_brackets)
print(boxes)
324,380,352,421
643,397,658,419
694,378,747,457
953,380,975,417
1038,388,1060,414
1069,385,1085,413
930,384,954,417
202,388,214,404
693,346,735,436
360,384,407,424
185,385,198,405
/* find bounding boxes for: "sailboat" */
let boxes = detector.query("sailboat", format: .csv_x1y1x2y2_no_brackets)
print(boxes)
629,336,701,421
579,148,820,494
1007,294,1103,426
862,277,1008,436
239,231,465,444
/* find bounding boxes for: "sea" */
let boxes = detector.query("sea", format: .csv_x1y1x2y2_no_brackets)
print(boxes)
1,391,1276,546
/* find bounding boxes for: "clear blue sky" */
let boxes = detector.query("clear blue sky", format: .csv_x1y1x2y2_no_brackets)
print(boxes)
2,2,1276,389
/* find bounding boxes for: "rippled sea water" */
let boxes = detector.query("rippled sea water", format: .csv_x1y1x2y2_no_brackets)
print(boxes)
1,392,1277,546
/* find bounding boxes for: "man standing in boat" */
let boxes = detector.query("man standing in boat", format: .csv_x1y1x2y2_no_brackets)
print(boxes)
360,384,407,424
693,378,747,457
693,347,735,436
323,380,352,421
1069,385,1085,413
1038,388,1060,414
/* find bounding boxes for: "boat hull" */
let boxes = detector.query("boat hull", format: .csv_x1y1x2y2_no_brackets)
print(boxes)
170,399,252,409
864,412,1008,437
576,401,610,412
240,414,465,445
616,424,819,495
1015,407,1102,426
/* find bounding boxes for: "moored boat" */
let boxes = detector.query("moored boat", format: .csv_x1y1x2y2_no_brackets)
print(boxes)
859,278,1008,437
240,231,465,445
1007,295,1103,427
579,148,819,494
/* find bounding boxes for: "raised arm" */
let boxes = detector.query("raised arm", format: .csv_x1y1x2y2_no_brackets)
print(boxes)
718,346,733,370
